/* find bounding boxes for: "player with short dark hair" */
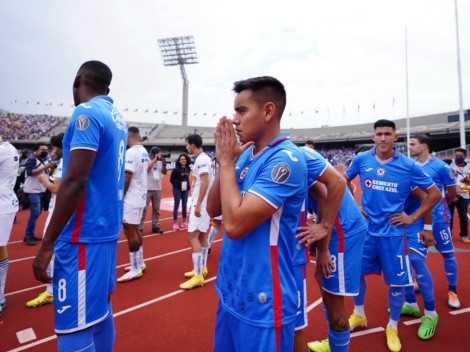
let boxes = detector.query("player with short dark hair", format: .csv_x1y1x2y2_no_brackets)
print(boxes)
208,76,307,352
344,119,441,352
32,60,127,351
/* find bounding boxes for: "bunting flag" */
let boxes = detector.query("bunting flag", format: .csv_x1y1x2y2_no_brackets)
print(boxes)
203,113,207,116
373,102,376,109
153,110,158,113
193,113,197,116
212,113,216,117
133,109,138,112
173,111,177,114
36,101,40,105
315,110,319,114
144,109,148,113
163,111,168,114
58,103,63,106
124,108,129,111
300,111,304,114
357,104,360,112
392,97,395,107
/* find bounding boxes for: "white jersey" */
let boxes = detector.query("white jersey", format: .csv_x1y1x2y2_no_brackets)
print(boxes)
0,142,19,214
47,158,63,211
124,144,149,208
191,151,214,207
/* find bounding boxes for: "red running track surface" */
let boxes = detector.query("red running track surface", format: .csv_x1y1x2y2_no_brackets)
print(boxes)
1,172,470,352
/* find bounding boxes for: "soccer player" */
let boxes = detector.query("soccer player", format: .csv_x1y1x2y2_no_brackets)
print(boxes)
117,126,149,283
180,133,214,289
32,60,127,352
344,119,440,352
207,76,307,352
0,140,19,315
408,134,460,309
26,133,64,308
296,146,367,352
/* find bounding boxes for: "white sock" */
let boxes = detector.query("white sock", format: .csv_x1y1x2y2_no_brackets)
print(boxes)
354,305,365,317
424,309,438,317
387,319,398,330
130,251,139,271
192,251,203,276
201,247,209,268
207,225,219,247
139,246,145,268
0,258,8,300
405,301,419,309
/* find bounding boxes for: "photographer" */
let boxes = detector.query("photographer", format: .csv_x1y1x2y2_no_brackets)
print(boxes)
139,146,167,234
23,143,55,246
449,148,470,244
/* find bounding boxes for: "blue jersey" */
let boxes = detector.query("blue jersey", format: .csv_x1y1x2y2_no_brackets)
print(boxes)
215,132,307,328
419,157,456,225
403,194,424,234
345,147,434,237
300,147,367,241
59,95,127,243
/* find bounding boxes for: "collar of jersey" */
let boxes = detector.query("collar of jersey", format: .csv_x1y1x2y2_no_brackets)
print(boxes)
371,146,400,158
250,132,290,159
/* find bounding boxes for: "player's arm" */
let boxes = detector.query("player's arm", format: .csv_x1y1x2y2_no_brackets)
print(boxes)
38,175,62,194
195,172,209,217
390,184,441,227
307,182,334,275
124,170,133,196
445,184,458,205
297,167,344,245
207,173,222,218
219,162,276,239
33,149,96,283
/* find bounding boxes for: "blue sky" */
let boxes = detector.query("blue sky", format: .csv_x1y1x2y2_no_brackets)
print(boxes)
1,0,469,129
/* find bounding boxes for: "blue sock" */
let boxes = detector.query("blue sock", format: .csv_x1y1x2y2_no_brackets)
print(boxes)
353,276,366,306
388,286,405,322
442,252,458,288
328,329,350,352
404,284,416,304
411,254,435,311
93,302,115,352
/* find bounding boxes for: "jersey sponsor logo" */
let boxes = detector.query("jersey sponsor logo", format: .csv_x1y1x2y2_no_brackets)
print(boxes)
271,162,290,183
76,115,90,130
282,149,299,162
364,178,398,193
376,167,385,176
396,271,405,277
57,305,72,314
365,167,374,172
391,291,402,297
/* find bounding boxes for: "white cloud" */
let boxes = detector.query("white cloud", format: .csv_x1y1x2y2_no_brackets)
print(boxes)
0,0,468,130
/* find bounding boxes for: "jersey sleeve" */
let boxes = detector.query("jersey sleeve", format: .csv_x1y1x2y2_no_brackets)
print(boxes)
440,162,457,187
249,149,306,209
411,162,435,189
345,153,362,180
68,104,102,152
125,147,137,174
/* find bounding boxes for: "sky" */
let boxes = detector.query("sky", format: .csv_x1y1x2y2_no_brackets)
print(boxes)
1,0,469,130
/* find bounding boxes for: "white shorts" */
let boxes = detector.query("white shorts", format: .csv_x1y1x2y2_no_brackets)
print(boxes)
123,206,144,225
188,204,211,233
0,212,16,246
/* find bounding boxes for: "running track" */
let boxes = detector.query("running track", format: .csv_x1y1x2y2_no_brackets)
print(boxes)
2,174,469,352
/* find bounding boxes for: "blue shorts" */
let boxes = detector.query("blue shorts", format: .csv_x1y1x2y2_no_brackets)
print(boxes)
322,229,366,296
361,234,413,287
214,302,295,352
406,228,428,258
294,264,307,330
432,222,455,253
53,240,117,333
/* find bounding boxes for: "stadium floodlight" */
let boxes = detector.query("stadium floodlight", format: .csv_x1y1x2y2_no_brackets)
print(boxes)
158,35,198,127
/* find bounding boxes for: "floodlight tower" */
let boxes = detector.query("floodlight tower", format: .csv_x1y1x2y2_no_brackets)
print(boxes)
158,35,198,127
